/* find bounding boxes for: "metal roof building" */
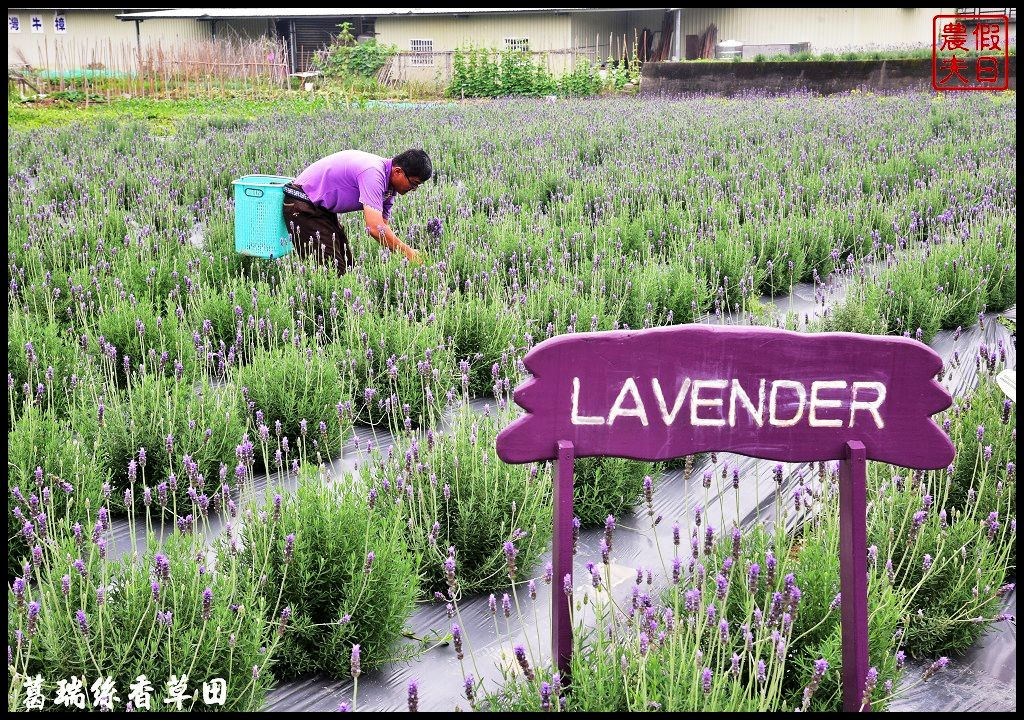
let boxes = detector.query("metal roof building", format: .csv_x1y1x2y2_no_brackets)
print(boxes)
9,8,982,81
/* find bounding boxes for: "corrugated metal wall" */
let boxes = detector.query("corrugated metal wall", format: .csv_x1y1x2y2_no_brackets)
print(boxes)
678,8,951,51
570,11,629,62
627,9,672,60
216,18,276,42
8,9,210,69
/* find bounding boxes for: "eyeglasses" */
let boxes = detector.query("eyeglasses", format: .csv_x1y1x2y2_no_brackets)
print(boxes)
400,168,423,189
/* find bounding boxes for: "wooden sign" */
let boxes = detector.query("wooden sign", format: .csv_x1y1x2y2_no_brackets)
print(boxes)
496,325,954,712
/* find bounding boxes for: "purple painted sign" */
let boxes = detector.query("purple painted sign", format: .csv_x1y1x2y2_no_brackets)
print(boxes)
496,325,953,469
496,324,954,713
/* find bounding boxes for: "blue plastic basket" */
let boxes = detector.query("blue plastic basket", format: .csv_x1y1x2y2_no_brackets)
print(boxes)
232,175,294,259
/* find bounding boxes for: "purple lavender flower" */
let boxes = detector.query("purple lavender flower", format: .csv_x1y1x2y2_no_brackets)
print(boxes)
748,563,760,594
76,609,89,636
350,644,361,678
716,573,729,600
407,679,419,712
861,666,878,707
802,658,829,710
514,644,534,681
284,533,295,563
702,667,713,694
201,587,213,620
987,512,1000,540
503,541,518,578
604,514,616,552
154,553,170,581
922,657,949,680
26,601,40,636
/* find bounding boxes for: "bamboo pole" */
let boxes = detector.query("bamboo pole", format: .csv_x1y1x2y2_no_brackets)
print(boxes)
105,39,111,101
83,43,89,106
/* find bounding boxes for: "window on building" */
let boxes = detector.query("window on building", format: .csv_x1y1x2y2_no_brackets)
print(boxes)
505,37,530,52
410,38,433,65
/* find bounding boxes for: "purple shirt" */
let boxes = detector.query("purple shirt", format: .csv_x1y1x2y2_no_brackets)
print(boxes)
295,150,396,220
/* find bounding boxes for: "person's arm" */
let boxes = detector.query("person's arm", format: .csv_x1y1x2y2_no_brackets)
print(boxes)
362,206,422,264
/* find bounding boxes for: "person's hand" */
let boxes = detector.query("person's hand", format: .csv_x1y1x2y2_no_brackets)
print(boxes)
405,247,424,266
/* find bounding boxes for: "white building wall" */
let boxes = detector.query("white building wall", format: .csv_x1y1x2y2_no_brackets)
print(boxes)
8,9,209,69
678,8,954,51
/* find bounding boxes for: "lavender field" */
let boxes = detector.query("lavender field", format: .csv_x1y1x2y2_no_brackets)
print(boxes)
7,93,1017,712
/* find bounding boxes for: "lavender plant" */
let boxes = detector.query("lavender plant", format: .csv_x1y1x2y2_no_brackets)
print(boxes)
8,406,107,578
92,374,246,513
8,521,277,711
369,404,553,594
236,344,350,468
231,467,418,679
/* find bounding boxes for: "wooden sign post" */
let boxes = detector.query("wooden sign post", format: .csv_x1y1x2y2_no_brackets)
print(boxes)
496,325,954,712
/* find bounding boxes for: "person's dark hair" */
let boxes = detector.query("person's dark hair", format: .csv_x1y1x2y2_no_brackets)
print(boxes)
393,148,432,182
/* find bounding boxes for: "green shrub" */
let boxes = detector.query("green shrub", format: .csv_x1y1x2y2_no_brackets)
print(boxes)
438,295,523,396
572,457,659,528
236,345,349,467
93,298,200,384
945,378,1016,516
371,405,553,594
932,245,984,330
233,468,418,679
977,234,1016,312
8,310,90,423
8,527,276,711
93,374,246,513
314,22,397,79
8,406,107,578
488,507,907,712
334,311,455,430
559,62,602,97
821,285,886,335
